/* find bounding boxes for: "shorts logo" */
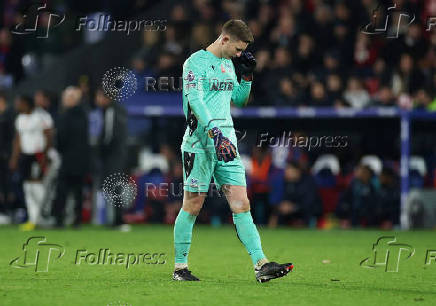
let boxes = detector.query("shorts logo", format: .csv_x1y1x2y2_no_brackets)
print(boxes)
190,178,198,188
183,152,195,178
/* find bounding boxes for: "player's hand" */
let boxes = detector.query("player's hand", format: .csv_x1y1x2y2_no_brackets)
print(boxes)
208,127,237,162
234,51,256,81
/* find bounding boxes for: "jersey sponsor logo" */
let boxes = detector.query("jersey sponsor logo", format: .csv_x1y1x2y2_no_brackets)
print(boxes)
209,80,234,91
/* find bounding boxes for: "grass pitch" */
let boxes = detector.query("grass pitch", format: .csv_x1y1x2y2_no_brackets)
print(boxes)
1,225,436,306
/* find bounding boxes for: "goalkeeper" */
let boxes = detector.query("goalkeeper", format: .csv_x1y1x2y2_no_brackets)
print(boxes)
173,19,293,283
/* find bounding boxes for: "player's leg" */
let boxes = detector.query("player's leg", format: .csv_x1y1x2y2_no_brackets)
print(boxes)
214,156,293,282
223,185,293,282
174,190,205,269
221,184,267,265
173,151,213,281
20,154,44,230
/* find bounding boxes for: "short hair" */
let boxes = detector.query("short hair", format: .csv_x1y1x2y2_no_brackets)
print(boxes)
18,95,34,109
222,19,254,44
286,160,301,171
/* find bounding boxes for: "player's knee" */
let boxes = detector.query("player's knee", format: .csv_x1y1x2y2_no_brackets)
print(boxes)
231,198,250,214
183,196,204,215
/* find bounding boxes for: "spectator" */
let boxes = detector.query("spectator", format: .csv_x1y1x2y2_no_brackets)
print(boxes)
249,146,272,224
95,88,128,228
52,87,90,228
336,164,378,228
251,49,271,105
34,89,57,120
326,73,344,103
269,161,321,227
375,167,400,229
372,86,396,107
308,81,331,107
165,162,183,224
413,88,432,110
0,27,23,83
343,77,370,108
0,93,14,221
294,34,317,75
9,95,53,231
392,53,426,95
275,77,300,106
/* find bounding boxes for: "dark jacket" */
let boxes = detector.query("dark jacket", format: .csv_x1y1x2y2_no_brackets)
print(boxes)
57,105,90,176
0,108,14,160
98,103,128,176
336,179,378,225
282,173,322,220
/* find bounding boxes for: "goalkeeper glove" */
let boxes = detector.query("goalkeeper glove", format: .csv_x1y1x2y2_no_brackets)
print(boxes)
234,51,256,81
208,127,237,162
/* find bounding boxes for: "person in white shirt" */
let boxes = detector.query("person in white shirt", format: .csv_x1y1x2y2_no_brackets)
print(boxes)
9,95,53,231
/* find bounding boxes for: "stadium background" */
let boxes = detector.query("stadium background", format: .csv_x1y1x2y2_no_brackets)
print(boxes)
1,0,436,230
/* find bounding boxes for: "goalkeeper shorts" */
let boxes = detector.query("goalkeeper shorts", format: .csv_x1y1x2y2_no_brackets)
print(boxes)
181,150,246,193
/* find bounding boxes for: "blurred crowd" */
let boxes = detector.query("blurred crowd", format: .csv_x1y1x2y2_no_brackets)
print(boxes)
1,1,436,110
0,84,404,229
128,0,436,110
2,0,436,229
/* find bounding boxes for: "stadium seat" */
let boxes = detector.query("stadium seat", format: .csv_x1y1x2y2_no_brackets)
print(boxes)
138,149,169,173
409,156,427,177
409,156,427,188
312,154,340,176
360,155,382,175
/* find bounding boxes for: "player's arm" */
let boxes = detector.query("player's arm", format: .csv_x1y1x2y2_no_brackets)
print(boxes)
42,113,54,154
183,57,218,131
231,51,256,107
43,128,53,153
9,132,20,171
184,56,237,162
231,79,252,107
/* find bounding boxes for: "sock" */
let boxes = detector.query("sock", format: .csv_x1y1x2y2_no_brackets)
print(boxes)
174,208,197,269
233,211,267,266
23,183,35,223
23,182,44,224
254,258,269,271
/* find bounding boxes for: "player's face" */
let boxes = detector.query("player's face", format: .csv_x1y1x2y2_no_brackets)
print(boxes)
222,35,248,59
14,98,25,113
